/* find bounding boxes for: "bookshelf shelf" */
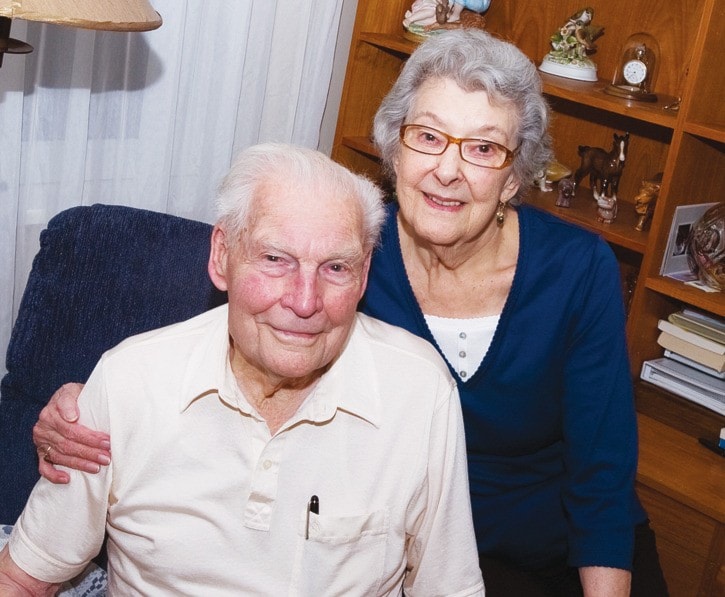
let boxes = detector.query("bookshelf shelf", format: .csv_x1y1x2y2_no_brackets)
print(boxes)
644,277,725,318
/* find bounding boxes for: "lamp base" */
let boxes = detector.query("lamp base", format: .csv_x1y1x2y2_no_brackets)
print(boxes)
0,16,34,68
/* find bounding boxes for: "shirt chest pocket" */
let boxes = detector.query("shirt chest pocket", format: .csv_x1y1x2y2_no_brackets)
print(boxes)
291,508,390,596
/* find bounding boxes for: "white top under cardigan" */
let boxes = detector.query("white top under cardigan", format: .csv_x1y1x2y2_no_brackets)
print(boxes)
425,314,499,380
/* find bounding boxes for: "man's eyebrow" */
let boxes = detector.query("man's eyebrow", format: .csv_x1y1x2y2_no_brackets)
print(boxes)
250,239,364,264
326,247,366,263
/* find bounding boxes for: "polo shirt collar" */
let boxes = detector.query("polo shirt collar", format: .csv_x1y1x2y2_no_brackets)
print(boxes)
177,308,382,428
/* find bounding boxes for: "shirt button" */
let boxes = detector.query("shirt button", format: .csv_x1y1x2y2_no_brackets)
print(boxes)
262,460,272,470
460,370,467,378
459,350,466,358
459,332,466,339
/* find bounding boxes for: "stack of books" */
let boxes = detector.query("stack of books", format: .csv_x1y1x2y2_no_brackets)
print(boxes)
640,309,725,416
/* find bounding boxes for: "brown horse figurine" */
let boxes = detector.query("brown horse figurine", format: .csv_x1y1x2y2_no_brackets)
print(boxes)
574,132,629,202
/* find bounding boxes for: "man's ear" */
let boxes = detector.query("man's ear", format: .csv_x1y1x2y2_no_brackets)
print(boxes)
208,225,230,292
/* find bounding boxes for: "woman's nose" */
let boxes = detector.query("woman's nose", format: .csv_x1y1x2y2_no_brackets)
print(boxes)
434,143,464,184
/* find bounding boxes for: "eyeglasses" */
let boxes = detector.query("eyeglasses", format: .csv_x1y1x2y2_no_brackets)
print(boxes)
400,124,518,169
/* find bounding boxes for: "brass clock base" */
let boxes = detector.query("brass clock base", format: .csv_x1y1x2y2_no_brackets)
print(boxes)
603,83,657,102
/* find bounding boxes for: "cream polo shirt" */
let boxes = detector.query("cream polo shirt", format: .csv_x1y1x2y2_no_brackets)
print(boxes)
10,306,484,596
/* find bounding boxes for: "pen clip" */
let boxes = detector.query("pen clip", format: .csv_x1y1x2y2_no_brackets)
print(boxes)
305,495,319,540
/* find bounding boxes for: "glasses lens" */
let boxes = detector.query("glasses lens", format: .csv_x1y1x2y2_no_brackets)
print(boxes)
402,125,513,169
461,140,508,168
402,125,447,154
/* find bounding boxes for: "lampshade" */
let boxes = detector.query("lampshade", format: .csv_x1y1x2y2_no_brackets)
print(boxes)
0,0,162,32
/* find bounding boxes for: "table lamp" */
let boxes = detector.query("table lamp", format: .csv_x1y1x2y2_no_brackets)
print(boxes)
0,0,162,66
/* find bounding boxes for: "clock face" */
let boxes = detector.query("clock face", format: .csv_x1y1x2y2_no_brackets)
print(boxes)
623,59,647,85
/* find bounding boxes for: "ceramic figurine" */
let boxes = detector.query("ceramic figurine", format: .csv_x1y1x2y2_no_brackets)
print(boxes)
574,132,629,203
633,174,662,231
538,7,604,82
534,159,572,192
596,194,618,224
556,177,576,207
403,0,489,38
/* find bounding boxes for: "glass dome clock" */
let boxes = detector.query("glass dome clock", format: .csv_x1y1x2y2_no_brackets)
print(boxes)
604,32,660,102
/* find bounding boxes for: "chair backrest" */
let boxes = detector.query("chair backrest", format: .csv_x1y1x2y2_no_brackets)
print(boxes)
0,204,227,523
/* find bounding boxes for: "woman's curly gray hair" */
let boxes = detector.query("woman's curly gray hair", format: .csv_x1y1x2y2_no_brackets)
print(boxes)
373,28,552,203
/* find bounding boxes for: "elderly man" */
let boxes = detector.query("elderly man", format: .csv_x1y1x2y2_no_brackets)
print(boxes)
0,144,483,595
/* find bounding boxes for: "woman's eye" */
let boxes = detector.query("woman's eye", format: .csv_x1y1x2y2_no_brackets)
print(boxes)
421,132,442,145
472,143,493,155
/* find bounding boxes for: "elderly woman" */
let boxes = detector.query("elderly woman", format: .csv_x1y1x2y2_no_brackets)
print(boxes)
32,29,665,597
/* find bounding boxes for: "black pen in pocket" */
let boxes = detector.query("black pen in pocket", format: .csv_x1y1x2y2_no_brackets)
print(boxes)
305,495,319,540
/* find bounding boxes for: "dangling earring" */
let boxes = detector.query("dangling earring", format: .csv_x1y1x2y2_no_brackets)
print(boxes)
496,201,506,227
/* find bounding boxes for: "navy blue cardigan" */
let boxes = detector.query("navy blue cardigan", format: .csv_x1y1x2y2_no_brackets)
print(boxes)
359,202,645,571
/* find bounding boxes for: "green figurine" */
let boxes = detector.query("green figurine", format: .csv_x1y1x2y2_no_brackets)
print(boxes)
539,7,605,81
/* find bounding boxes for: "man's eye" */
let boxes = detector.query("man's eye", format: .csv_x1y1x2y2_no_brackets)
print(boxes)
265,255,281,262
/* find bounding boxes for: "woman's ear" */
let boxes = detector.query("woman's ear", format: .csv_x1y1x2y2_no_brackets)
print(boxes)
501,172,520,204
208,225,230,292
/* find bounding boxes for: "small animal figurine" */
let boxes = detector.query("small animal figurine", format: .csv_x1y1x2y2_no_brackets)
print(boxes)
633,174,662,231
574,132,629,202
556,177,576,207
596,194,617,224
534,159,573,192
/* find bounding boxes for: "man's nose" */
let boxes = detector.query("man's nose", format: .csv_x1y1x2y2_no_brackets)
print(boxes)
281,270,323,317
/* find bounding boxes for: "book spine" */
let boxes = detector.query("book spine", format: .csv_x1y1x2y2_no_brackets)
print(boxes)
657,319,725,355
656,332,725,372
640,359,725,416
664,350,725,379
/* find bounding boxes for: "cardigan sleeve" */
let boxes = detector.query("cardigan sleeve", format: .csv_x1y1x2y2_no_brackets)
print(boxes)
559,238,638,570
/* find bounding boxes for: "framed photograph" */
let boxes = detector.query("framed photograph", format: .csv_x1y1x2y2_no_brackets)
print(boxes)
660,202,718,281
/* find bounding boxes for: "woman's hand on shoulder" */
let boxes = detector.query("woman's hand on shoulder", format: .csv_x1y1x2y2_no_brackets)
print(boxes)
33,382,111,484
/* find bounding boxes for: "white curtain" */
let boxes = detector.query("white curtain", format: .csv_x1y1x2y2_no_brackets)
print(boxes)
0,0,350,372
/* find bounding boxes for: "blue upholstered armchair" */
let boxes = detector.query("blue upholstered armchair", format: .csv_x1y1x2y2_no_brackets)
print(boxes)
0,204,227,525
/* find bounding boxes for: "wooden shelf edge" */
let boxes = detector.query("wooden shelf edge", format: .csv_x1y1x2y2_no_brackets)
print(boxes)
683,122,725,145
644,276,725,317
359,31,416,56
341,135,378,159
355,35,682,132
636,412,725,524
526,189,647,253
539,73,679,129
635,380,725,439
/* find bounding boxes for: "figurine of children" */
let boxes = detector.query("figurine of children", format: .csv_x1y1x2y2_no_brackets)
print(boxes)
403,0,490,37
